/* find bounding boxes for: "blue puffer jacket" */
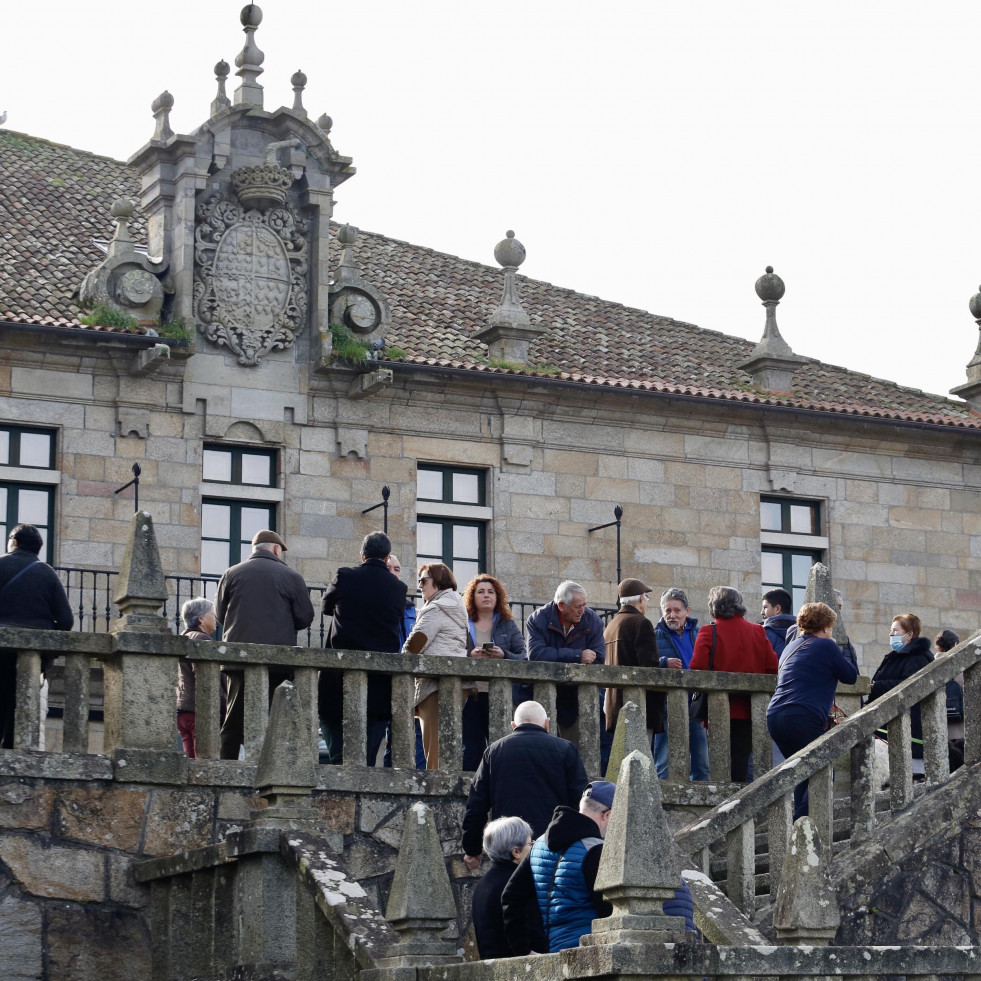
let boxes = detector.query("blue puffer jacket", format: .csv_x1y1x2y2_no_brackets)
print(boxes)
528,809,604,953
654,616,699,668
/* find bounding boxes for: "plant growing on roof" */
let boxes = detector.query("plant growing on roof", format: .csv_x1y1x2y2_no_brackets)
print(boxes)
329,322,371,365
79,303,140,331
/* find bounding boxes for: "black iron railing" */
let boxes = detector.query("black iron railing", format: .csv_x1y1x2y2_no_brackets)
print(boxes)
53,567,617,641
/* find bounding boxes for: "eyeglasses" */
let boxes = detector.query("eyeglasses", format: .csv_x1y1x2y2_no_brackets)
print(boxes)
418,576,431,585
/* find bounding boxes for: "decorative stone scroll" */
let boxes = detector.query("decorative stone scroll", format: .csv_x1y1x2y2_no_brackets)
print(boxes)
193,171,309,366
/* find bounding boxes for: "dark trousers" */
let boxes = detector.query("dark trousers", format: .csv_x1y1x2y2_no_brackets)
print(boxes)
320,718,390,766
729,718,753,783
767,708,827,818
463,692,490,771
220,668,292,760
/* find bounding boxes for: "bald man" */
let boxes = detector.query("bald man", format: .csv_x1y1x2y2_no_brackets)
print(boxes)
461,701,589,869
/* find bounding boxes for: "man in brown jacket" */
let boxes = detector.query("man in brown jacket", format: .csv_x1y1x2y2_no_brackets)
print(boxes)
215,530,315,759
603,577,665,738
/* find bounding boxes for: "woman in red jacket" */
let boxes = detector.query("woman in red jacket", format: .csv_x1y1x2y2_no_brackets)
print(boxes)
690,586,778,782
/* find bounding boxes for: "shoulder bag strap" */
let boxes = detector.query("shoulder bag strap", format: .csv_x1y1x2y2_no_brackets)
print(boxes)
708,624,716,670
0,557,39,598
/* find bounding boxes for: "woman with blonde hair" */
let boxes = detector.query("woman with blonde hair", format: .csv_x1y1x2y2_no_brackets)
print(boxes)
766,601,858,817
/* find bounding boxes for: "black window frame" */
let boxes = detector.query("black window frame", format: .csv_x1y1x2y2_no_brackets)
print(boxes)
200,497,278,579
202,444,277,488
416,464,487,506
0,425,56,470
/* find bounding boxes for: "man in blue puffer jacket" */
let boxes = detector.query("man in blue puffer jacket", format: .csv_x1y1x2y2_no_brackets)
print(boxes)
502,781,696,953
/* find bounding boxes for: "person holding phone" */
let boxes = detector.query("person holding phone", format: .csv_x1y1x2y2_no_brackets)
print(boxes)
463,574,528,770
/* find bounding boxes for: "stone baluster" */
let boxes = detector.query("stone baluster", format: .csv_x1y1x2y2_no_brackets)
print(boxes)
725,819,757,913
808,764,834,856
581,750,688,946
342,669,369,765
886,711,914,809
964,658,981,765
487,677,511,744
766,793,793,896
708,691,731,782
751,691,773,773
578,683,602,778
106,510,182,782
849,737,877,845
192,659,222,759
389,673,416,768
62,652,90,753
437,677,463,770
606,700,654,781
378,801,462,967
772,816,841,946
920,688,950,785
534,680,557,731
13,650,42,749
243,663,270,761
666,687,691,781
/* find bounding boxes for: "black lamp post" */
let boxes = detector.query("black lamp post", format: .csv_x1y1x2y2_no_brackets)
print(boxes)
361,485,391,534
114,462,142,512
588,504,623,586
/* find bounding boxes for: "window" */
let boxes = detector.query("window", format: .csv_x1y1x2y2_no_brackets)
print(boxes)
760,497,827,612
416,464,489,588
201,445,279,578
0,426,57,562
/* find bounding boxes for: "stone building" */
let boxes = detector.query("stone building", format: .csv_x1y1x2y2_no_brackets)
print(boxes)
2,4,981,674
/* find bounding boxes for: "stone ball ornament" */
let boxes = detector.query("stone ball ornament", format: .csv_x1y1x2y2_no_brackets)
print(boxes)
970,286,981,322
494,230,526,269
111,198,136,220
755,265,786,302
241,3,262,27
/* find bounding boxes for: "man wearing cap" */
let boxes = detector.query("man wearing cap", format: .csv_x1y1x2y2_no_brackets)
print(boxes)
215,529,315,759
317,532,406,766
603,578,665,738
501,781,616,953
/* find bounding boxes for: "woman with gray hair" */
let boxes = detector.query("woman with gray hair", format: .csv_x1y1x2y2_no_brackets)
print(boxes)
470,815,539,959
690,586,778,782
177,596,217,758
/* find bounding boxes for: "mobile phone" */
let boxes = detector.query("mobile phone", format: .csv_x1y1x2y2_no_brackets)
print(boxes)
482,642,494,650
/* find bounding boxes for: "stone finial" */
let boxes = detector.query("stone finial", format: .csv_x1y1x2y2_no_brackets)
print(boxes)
605,700,654,780
112,511,169,633
211,60,231,117
799,561,849,647
326,225,392,354
151,91,174,142
950,285,981,409
291,69,307,115
739,266,806,394
379,802,461,966
317,113,333,136
252,681,317,821
582,750,688,946
234,3,265,107
474,230,543,365
108,198,136,258
772,817,841,945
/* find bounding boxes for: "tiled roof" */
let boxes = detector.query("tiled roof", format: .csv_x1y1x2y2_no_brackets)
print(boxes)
1,129,978,430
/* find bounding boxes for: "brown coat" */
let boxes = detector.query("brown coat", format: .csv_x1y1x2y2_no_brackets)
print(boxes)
603,604,665,733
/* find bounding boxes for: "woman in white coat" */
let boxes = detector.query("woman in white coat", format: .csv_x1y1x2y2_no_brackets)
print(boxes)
402,562,468,768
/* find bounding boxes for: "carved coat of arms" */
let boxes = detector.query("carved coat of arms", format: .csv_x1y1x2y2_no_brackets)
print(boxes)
193,165,308,365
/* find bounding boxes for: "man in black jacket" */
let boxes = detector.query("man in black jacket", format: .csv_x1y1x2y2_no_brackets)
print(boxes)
461,700,588,869
318,531,407,765
0,523,73,747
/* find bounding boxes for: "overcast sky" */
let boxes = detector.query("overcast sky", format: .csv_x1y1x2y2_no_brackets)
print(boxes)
5,1,980,399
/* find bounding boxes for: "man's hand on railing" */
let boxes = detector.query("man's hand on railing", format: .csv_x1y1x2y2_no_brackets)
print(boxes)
580,649,598,664
464,854,482,870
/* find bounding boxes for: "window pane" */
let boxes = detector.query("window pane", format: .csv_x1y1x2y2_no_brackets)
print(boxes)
240,542,253,563
201,540,231,576
240,507,271,542
453,524,480,559
203,449,232,482
761,551,783,585
417,470,443,501
793,586,807,612
452,472,480,504
417,521,443,557
791,553,814,587
452,560,479,589
0,486,7,538
241,453,272,486
19,433,51,469
202,503,230,539
760,501,782,531
790,505,815,535
0,431,10,465
18,489,50,526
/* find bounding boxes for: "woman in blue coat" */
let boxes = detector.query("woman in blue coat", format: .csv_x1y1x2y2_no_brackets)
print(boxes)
766,601,858,819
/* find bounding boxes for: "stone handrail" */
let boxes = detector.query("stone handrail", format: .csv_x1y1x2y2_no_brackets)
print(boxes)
4,622,865,788
674,631,981,913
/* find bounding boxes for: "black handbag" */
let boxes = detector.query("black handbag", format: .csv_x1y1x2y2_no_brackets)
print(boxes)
689,624,716,722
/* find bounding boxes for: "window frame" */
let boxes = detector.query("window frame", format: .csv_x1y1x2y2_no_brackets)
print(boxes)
202,444,278,488
759,495,829,612
200,496,278,579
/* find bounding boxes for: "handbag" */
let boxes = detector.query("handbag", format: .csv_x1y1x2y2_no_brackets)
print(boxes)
689,625,716,722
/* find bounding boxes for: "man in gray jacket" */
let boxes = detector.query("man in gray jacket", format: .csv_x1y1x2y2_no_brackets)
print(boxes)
216,530,314,759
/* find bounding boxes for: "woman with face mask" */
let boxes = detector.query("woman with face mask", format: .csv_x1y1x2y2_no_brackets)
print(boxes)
867,613,934,771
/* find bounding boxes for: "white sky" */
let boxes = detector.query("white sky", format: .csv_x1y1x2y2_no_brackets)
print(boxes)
4,1,980,399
